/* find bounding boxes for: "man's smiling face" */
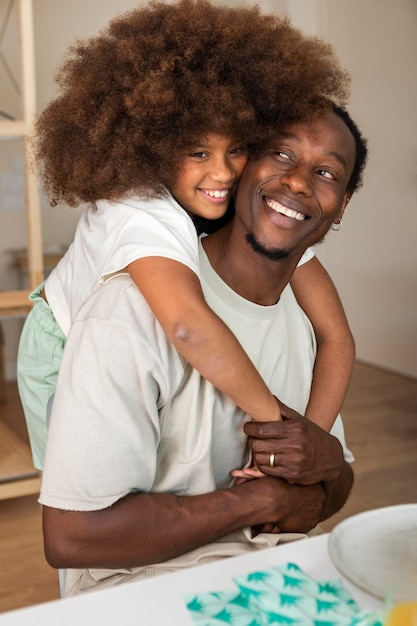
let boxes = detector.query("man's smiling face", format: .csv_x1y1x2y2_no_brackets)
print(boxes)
235,109,355,261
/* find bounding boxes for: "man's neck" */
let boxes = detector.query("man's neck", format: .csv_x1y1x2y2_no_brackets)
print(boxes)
202,221,301,306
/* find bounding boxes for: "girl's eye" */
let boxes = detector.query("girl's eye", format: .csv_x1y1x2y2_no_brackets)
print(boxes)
191,151,208,158
229,146,248,156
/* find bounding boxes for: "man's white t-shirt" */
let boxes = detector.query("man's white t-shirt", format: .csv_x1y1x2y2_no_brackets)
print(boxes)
40,240,351,509
39,239,350,592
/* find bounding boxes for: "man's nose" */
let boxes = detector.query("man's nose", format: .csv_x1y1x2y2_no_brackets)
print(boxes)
280,165,313,195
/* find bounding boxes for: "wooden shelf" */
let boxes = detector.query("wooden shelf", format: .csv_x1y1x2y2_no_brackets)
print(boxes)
0,422,41,501
0,0,43,498
0,307,31,319
0,290,32,316
0,0,44,294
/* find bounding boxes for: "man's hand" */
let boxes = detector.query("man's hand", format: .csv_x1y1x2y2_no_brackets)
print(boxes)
242,403,345,486
236,475,326,535
235,401,354,523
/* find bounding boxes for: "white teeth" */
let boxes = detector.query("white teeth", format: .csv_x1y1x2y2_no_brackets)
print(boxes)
266,198,305,221
204,189,229,199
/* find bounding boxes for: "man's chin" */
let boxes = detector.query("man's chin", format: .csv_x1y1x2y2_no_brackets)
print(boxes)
245,232,290,261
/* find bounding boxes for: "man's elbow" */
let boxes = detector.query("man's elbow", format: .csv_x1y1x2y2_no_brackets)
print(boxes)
43,532,72,570
42,506,84,569
43,538,68,570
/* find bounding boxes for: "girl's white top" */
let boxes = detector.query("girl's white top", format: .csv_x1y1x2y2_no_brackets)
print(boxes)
45,194,313,336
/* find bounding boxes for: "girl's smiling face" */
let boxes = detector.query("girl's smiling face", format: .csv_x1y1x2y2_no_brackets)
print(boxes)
170,134,248,220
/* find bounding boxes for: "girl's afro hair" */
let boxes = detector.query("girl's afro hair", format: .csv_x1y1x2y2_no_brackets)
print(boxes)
34,0,351,206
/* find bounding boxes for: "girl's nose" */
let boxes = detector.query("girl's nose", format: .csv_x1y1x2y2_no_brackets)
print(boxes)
210,157,235,183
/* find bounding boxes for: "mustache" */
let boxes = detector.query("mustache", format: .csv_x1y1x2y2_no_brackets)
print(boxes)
245,232,290,261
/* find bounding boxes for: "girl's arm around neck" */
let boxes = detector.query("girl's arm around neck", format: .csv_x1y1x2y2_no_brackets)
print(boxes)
127,257,281,423
290,256,355,431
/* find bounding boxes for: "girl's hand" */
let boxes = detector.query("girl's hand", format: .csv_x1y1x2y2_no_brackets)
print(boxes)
231,466,265,483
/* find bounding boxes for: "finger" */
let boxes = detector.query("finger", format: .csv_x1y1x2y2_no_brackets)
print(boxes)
231,467,265,478
253,524,282,535
244,421,286,439
253,453,292,479
240,468,265,479
275,399,293,416
230,469,250,478
253,451,283,469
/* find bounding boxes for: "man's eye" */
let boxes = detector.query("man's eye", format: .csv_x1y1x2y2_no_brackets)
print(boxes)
317,169,335,180
273,150,291,160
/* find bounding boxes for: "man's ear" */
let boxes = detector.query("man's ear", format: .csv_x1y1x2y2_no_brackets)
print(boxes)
339,191,353,219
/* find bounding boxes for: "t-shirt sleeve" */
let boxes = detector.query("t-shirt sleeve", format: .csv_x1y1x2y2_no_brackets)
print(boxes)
296,247,315,267
39,280,181,511
99,198,200,283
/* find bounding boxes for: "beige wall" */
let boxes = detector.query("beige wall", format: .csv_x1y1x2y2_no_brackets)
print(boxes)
285,0,417,380
1,0,416,379
326,0,417,380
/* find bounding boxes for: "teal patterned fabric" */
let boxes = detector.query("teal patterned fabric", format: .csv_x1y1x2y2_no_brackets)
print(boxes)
185,562,384,626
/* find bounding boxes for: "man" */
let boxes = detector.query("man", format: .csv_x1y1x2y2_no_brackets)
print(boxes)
40,104,367,595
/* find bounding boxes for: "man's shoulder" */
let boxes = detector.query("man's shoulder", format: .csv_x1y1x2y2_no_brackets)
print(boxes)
73,274,145,326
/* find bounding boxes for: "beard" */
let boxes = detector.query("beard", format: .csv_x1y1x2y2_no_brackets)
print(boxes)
245,232,291,261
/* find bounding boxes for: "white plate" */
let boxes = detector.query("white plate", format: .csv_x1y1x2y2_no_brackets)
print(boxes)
329,504,417,603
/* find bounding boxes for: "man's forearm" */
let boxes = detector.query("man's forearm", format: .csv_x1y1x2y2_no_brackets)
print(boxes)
43,488,252,569
42,477,324,570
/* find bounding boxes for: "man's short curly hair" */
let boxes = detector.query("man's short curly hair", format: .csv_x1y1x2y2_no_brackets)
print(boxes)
332,105,368,193
34,0,351,206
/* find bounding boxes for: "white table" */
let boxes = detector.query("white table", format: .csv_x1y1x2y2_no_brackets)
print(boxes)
0,534,383,625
